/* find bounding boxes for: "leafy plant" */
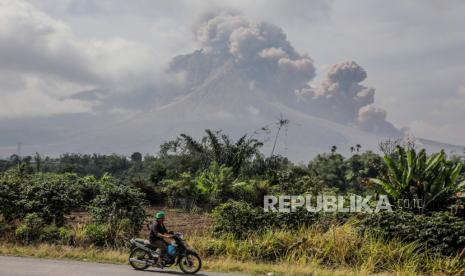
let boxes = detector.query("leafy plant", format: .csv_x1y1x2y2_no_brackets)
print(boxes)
84,223,108,246
176,129,263,176
1,170,83,225
371,146,465,213
211,200,348,239
0,169,24,221
89,175,147,234
39,225,72,244
231,179,271,206
15,213,44,244
196,162,235,205
161,172,200,208
21,173,82,225
359,211,465,255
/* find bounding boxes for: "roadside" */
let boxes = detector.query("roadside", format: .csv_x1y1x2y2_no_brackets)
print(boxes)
0,243,363,276
0,255,237,276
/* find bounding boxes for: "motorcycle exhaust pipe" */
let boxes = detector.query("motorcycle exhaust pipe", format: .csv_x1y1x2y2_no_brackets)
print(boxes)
129,258,149,265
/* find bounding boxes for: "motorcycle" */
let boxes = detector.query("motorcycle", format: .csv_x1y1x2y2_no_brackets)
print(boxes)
128,232,202,274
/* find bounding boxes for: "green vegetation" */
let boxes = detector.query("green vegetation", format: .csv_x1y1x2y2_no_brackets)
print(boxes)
359,210,465,255
1,130,465,274
371,146,465,213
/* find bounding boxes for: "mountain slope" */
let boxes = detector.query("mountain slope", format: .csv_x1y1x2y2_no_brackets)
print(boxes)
2,57,461,161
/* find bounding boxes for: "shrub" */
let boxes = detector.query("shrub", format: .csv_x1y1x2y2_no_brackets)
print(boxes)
84,223,108,246
107,218,133,247
162,172,200,208
211,200,263,238
21,173,82,225
15,213,44,244
0,220,15,239
89,176,147,234
359,211,465,255
75,176,102,206
0,170,24,221
39,225,61,243
230,180,270,206
39,225,72,244
0,170,94,225
211,200,351,239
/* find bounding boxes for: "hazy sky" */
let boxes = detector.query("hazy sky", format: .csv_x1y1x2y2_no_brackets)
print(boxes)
1,0,465,146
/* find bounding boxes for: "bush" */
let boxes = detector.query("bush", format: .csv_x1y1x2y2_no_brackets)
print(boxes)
75,176,102,206
162,173,200,208
230,180,270,206
0,220,14,239
211,200,351,238
89,176,147,235
1,170,83,225
359,211,465,255
39,225,61,243
107,218,133,247
0,170,24,221
84,223,109,246
39,225,72,244
211,201,264,238
15,213,44,244
21,173,82,225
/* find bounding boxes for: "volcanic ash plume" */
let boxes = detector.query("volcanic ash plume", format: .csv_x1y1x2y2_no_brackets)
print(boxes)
170,13,400,136
357,105,399,136
297,61,399,135
170,12,315,100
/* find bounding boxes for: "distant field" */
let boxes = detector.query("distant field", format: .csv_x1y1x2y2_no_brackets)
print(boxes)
67,207,212,238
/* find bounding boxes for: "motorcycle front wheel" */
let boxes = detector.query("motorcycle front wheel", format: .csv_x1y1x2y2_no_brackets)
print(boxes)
129,248,150,270
179,253,202,274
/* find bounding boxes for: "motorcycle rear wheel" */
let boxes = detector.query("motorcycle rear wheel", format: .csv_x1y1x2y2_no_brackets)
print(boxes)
129,248,150,270
179,253,202,274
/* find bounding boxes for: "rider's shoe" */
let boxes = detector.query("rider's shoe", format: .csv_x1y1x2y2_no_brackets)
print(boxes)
155,257,166,268
155,261,164,268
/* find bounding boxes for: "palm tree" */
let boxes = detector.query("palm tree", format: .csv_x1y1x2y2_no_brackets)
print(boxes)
179,130,263,176
270,114,289,157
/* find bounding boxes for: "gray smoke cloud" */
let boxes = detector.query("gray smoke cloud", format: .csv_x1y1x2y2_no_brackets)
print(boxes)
297,61,400,135
297,61,374,122
171,12,315,101
171,13,399,136
358,105,399,135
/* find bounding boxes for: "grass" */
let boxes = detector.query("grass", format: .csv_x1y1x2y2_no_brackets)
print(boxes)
0,243,127,264
1,224,464,275
188,224,465,275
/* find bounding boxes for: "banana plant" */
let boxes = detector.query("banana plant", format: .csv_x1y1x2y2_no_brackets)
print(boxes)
371,146,465,213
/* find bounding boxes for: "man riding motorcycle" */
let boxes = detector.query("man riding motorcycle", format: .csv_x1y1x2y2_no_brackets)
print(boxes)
129,210,202,273
149,211,174,265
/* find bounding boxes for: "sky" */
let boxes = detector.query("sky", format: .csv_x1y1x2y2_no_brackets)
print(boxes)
1,0,465,149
